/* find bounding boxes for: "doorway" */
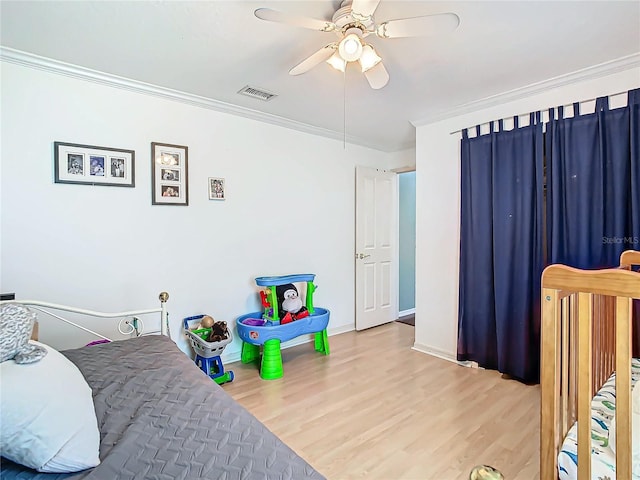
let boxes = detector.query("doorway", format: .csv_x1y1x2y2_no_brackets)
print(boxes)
398,171,416,324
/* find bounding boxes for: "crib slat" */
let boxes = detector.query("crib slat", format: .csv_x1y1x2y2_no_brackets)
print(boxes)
569,294,577,429
593,295,600,395
561,296,569,435
616,296,632,480
577,292,592,480
607,296,615,388
541,288,560,480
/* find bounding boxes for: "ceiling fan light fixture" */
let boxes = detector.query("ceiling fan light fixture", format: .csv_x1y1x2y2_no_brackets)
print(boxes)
359,44,382,72
326,52,346,72
254,1,461,92
338,30,363,62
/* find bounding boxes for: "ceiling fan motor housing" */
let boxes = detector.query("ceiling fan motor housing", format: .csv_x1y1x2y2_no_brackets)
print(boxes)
332,1,375,33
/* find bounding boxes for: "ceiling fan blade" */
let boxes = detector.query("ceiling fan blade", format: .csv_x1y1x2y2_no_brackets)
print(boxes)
255,8,336,32
376,12,460,38
363,61,389,89
289,44,337,76
350,0,382,20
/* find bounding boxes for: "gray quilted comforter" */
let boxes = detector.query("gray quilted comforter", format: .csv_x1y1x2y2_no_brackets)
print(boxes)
1,335,325,480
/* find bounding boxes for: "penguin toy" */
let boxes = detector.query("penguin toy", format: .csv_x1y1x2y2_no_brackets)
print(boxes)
275,283,309,324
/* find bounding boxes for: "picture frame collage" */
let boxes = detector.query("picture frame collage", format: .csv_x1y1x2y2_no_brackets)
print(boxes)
151,142,189,206
54,142,135,187
54,140,226,205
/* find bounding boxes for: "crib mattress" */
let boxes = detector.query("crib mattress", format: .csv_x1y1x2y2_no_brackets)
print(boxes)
559,358,640,480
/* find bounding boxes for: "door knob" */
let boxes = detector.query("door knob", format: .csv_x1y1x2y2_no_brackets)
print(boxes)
356,253,371,259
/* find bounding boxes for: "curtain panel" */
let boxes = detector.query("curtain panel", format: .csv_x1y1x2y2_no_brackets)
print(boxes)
546,89,640,269
457,115,544,383
546,89,640,354
458,89,639,381
632,89,640,243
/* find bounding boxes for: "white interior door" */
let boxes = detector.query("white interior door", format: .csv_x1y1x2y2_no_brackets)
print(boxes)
355,166,397,330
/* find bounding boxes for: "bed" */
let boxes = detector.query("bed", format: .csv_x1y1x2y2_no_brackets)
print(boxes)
0,293,325,479
541,250,640,480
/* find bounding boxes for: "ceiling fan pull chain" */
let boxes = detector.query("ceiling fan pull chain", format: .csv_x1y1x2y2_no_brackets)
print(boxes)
343,66,347,149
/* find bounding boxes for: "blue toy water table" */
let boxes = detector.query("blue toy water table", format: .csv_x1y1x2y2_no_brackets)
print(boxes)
236,274,330,379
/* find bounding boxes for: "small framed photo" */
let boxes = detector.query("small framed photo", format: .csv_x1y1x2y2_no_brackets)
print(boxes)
208,177,225,201
54,142,135,187
151,142,188,206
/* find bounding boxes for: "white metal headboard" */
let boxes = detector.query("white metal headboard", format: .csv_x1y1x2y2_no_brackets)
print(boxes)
0,291,170,341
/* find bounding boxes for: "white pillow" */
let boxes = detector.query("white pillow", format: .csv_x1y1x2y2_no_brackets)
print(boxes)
0,340,100,472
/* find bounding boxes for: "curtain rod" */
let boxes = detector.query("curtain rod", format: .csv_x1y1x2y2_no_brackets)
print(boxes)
448,89,629,135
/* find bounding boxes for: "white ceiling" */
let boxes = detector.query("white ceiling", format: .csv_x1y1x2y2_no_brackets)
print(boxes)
1,1,639,152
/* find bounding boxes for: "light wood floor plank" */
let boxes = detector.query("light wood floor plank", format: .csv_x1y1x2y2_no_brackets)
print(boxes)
224,322,540,480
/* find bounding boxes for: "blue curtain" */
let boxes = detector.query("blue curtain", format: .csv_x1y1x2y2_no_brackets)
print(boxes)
547,88,640,353
458,114,544,383
631,89,640,356
546,89,640,269
631,89,640,246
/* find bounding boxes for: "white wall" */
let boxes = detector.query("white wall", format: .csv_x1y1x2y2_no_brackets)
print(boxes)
387,148,416,171
413,67,640,361
0,62,404,360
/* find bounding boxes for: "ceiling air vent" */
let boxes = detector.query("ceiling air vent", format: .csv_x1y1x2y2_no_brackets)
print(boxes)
237,85,277,102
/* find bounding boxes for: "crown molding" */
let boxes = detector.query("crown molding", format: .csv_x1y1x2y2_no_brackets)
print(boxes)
0,46,403,152
411,52,640,127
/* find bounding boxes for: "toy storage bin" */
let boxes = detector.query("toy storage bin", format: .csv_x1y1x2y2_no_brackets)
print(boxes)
183,315,232,359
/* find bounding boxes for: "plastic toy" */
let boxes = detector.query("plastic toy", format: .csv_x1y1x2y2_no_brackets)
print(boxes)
242,318,267,326
469,466,504,480
184,315,234,385
200,315,215,329
207,320,229,342
236,274,330,380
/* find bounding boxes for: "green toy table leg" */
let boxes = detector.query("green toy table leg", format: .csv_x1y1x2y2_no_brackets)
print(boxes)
241,342,260,364
260,339,283,380
214,372,233,385
314,329,330,355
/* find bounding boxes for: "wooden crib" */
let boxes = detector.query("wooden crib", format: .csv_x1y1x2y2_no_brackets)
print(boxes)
541,250,640,480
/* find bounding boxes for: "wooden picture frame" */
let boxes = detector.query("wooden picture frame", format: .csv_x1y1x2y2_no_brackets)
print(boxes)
151,142,188,206
54,142,135,187
208,177,225,200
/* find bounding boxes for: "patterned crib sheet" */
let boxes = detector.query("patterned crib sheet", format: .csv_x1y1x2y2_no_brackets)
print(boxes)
559,358,640,480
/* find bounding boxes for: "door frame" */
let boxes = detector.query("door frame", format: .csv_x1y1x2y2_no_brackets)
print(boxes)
395,167,416,319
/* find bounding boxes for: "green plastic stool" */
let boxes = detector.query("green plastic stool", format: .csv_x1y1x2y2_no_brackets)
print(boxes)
260,339,283,380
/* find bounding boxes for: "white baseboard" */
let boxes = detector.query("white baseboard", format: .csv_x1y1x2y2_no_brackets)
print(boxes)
326,324,356,336
398,308,415,317
412,342,475,367
225,323,355,365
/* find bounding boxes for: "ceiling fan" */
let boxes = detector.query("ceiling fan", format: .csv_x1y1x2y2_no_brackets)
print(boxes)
254,0,460,89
